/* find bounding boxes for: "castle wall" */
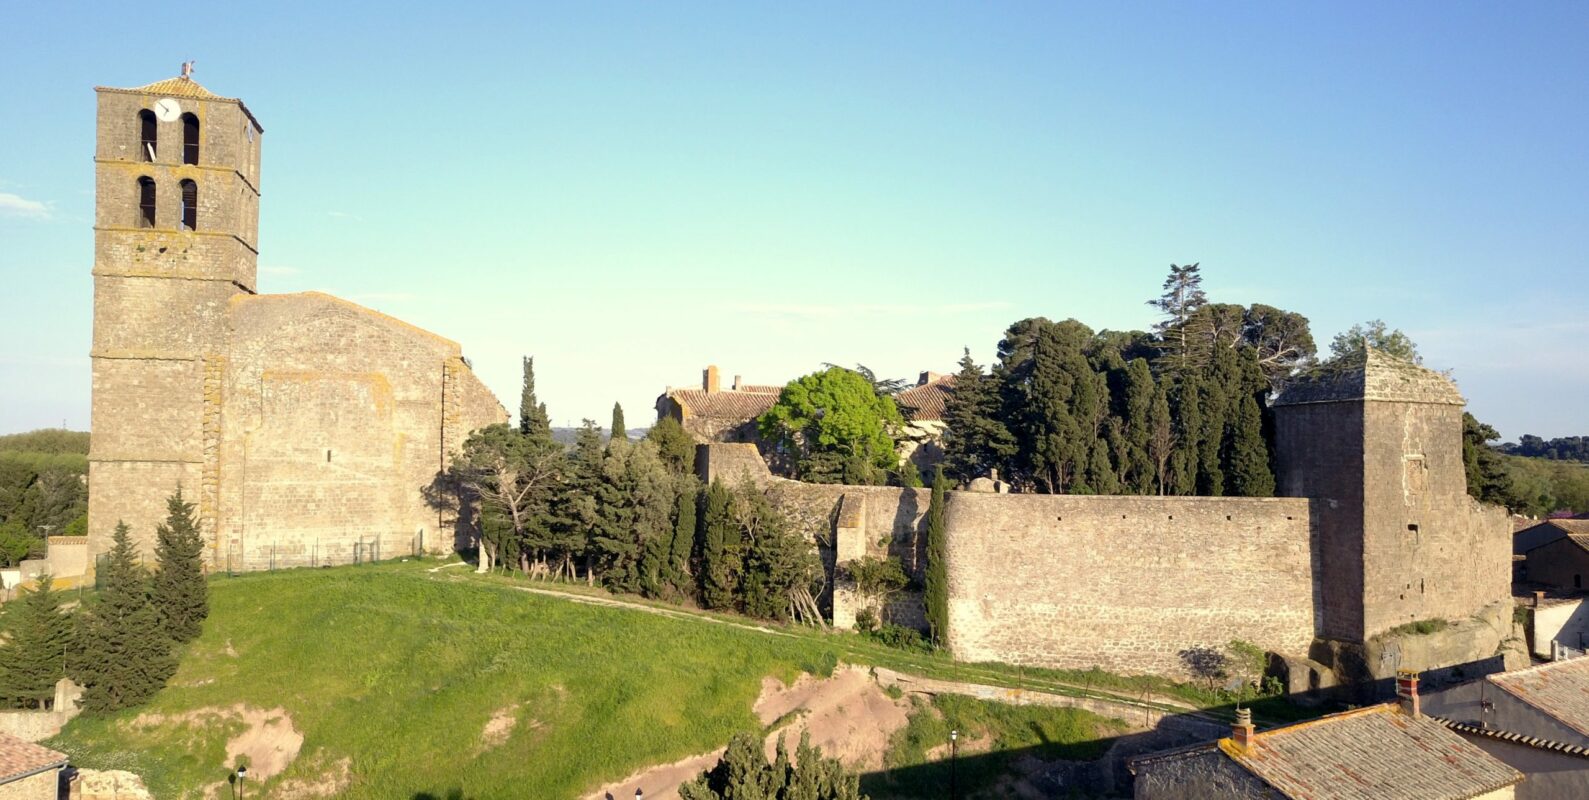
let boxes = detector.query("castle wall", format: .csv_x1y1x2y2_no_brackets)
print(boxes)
943,492,1317,676
214,293,505,569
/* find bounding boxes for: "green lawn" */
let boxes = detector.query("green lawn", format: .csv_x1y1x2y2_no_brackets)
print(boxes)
47,560,1317,798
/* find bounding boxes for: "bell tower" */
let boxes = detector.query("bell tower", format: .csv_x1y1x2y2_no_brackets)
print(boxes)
87,67,263,555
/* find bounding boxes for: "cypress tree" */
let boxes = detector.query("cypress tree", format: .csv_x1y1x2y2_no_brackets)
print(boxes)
668,480,697,595
77,522,175,714
698,481,737,610
941,349,1017,484
1120,359,1157,493
1146,380,1174,495
151,487,208,643
1169,376,1202,495
518,356,552,439
1228,392,1276,497
0,575,73,709
609,403,628,448
924,466,949,647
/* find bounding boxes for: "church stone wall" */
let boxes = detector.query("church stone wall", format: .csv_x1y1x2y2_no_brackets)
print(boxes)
943,492,1317,676
214,293,505,569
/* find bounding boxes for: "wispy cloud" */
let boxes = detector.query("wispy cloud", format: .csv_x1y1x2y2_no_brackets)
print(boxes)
0,192,50,220
259,265,302,276
731,301,1012,319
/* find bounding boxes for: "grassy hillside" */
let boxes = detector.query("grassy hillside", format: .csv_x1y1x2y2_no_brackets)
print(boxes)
48,560,1144,799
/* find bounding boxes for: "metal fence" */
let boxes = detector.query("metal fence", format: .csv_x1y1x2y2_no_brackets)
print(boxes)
219,531,426,575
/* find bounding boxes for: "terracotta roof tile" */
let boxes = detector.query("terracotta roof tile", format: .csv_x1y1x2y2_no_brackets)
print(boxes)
0,732,66,784
667,388,780,421
1489,655,1589,738
897,375,956,422
96,75,263,131
1226,705,1520,800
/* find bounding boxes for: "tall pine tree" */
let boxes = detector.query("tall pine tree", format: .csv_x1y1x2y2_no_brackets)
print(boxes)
151,488,208,643
77,522,175,714
1228,392,1275,497
940,349,1016,484
697,481,738,610
0,575,73,709
609,403,628,448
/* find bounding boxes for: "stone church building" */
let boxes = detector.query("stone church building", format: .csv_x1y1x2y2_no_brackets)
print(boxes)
87,71,505,568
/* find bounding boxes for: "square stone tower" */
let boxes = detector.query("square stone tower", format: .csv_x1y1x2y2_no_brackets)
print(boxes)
1273,348,1510,643
87,69,263,555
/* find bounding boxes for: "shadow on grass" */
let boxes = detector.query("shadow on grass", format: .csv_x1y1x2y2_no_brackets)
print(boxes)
412,790,474,800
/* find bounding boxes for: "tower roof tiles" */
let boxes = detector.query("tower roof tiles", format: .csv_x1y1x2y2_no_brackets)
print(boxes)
96,74,263,131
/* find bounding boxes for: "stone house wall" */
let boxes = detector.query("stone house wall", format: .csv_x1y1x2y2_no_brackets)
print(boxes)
1523,537,1589,592
0,769,59,800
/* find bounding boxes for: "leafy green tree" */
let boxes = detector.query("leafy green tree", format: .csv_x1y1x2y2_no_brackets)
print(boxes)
151,488,208,643
666,479,698,597
1116,358,1158,494
697,481,740,610
923,467,948,646
1168,376,1202,496
0,575,73,709
609,403,628,448
1329,320,1421,364
678,731,867,800
593,441,676,596
449,423,563,574
757,367,904,485
77,522,175,714
1464,413,1522,509
892,460,923,488
646,416,697,476
1000,319,1104,493
0,521,36,567
846,556,908,627
1146,377,1175,495
518,356,551,439
940,349,1017,484
553,420,606,582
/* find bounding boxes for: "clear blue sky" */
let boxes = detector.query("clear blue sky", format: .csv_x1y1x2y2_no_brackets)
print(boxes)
2,2,1585,439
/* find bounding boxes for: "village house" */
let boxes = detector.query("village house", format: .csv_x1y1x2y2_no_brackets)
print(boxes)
0,733,68,800
1130,673,1522,799
1423,656,1589,800
1521,528,1589,592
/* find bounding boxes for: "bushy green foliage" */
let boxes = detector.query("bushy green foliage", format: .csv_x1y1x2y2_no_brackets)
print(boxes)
923,467,948,646
735,484,821,622
864,624,930,653
679,730,867,800
846,556,908,622
758,367,904,485
518,356,551,439
940,350,1016,484
1329,319,1421,364
610,402,628,447
75,522,175,713
647,416,697,475
0,575,73,709
151,489,208,643
0,429,90,456
698,481,740,610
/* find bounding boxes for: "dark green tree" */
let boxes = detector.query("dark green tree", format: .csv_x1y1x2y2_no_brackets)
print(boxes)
1146,262,1208,374
678,730,867,800
77,522,175,714
1464,413,1523,509
697,481,739,610
518,356,552,439
0,575,73,709
1118,358,1158,493
1227,393,1275,497
1146,379,1175,495
667,479,698,597
553,420,606,582
150,487,208,643
892,460,923,488
734,482,821,622
940,349,1017,484
923,466,949,646
1328,320,1421,364
1168,376,1203,495
646,416,697,476
448,423,563,574
609,403,628,448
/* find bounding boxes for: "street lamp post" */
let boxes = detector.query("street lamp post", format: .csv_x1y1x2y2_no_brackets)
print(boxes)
235,765,247,800
635,790,644,800
949,729,958,800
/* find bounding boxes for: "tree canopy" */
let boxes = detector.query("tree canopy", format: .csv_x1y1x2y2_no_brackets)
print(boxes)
758,367,904,485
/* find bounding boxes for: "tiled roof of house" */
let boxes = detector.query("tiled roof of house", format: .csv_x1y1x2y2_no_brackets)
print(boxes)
666,388,781,421
1132,705,1520,800
897,375,956,422
1438,717,1589,759
1225,705,1520,800
1274,347,1464,407
1489,655,1589,737
0,733,66,784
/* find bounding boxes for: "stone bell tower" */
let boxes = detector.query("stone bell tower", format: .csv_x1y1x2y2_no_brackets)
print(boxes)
87,67,263,556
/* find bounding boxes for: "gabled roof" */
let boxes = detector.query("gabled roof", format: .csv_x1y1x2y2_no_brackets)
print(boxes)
1275,347,1464,407
664,388,780,421
1524,519,1589,537
0,733,67,784
897,375,955,422
1133,705,1520,800
1489,655,1589,738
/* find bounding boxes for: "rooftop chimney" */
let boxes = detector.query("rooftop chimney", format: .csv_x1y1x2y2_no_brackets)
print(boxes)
704,365,720,394
733,374,743,391
1231,707,1256,752
1396,669,1421,717
919,371,942,386
1534,590,1546,608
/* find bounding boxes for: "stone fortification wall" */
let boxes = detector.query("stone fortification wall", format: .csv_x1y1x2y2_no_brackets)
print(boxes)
214,293,505,570
697,443,774,488
944,492,1317,676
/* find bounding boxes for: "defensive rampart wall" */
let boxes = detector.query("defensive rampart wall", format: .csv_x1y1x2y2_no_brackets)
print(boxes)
943,492,1318,676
